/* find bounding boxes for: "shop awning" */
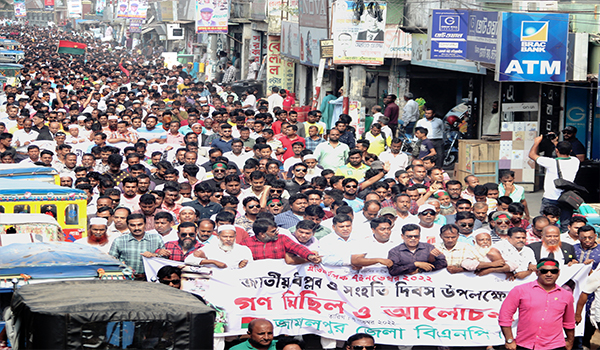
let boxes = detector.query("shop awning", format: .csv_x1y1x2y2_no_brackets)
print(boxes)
141,24,166,35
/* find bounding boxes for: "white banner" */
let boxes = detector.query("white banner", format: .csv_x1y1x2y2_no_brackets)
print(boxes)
143,258,590,346
67,0,82,18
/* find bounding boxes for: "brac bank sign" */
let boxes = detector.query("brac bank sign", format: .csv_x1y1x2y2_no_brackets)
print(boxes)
496,12,568,82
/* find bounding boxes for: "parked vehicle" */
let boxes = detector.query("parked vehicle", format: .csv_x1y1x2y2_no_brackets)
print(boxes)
0,164,60,185
7,280,214,349
0,179,88,241
0,213,64,245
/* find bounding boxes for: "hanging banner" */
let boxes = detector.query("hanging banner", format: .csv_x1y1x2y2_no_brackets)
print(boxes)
14,0,27,18
496,12,568,82
67,0,82,18
116,0,129,18
196,0,229,33
95,0,105,16
266,36,294,93
466,10,498,64
429,9,468,60
144,258,590,347
249,30,263,63
116,0,148,19
299,27,327,66
384,25,411,60
44,0,55,12
332,1,387,66
281,21,300,60
129,19,143,33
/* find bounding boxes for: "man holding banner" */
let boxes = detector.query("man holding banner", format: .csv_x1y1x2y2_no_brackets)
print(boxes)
499,258,575,350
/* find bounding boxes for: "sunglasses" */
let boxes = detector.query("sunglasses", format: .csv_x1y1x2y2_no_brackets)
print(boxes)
352,347,375,350
269,203,283,207
159,279,181,285
179,232,196,238
345,185,357,188
294,168,307,172
270,189,283,193
496,220,511,225
214,169,226,173
539,269,559,275
459,223,474,228
247,204,259,209
404,234,419,239
420,211,436,216
213,194,223,198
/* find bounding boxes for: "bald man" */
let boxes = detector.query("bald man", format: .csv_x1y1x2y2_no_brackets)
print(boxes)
528,225,578,266
230,319,276,350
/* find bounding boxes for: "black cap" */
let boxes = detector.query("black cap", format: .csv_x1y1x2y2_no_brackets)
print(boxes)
562,126,577,133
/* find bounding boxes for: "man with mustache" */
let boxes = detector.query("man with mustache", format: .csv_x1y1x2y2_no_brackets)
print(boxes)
490,211,512,243
483,227,536,280
185,225,253,269
528,225,578,266
159,222,203,262
109,213,168,279
76,217,113,254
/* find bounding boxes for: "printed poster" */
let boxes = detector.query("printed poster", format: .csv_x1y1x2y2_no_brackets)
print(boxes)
14,0,26,18
267,36,294,93
116,0,148,19
332,0,387,65
67,0,82,18
196,0,229,33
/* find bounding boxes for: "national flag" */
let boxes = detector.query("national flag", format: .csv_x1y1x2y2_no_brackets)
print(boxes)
241,317,258,329
57,40,87,55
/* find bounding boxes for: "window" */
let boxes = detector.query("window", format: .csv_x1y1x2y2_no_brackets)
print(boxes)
64,204,78,225
40,204,57,219
79,321,175,349
13,205,30,213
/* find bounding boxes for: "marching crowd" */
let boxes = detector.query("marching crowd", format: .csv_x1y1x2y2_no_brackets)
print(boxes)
0,25,596,350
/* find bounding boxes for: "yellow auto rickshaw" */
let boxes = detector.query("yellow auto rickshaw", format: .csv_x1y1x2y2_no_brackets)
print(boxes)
0,179,87,241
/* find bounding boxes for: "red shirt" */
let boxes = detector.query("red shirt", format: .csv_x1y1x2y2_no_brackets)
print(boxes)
272,120,283,135
280,135,305,160
241,234,312,260
157,240,203,262
499,280,575,349
283,96,295,111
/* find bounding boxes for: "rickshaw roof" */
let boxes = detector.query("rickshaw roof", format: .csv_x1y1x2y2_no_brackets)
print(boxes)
0,179,84,196
0,213,60,225
13,280,214,316
0,63,23,68
0,164,58,176
0,242,124,278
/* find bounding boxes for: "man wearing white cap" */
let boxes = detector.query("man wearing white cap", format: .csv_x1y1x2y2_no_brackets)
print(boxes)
303,154,323,181
75,218,113,254
65,124,86,144
185,225,253,269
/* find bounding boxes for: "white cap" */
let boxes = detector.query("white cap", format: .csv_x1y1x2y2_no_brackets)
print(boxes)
180,207,196,214
303,154,317,160
218,225,236,233
68,124,79,129
90,217,108,226
108,115,118,120
417,204,436,214
473,228,491,238
77,115,87,121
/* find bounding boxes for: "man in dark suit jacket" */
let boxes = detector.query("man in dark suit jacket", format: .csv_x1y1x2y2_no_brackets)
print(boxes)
528,225,577,265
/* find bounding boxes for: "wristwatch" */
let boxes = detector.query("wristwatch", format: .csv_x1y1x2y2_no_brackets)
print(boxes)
505,338,514,344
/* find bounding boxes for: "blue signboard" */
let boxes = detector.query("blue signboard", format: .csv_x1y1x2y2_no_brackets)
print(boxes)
466,11,498,64
564,87,588,146
496,12,568,82
429,9,468,60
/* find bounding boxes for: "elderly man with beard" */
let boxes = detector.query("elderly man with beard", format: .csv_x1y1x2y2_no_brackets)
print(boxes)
186,225,253,269
158,222,203,262
528,225,578,266
483,227,536,280
490,211,512,243
76,218,113,254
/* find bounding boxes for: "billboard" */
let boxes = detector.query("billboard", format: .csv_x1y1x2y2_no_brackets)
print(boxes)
44,0,54,12
384,25,412,60
116,0,148,19
466,10,498,64
196,0,228,33
267,36,295,92
332,0,387,65
412,33,486,75
280,21,300,60
299,0,328,28
496,12,568,82
299,26,327,66
67,0,82,18
14,0,26,18
429,9,468,60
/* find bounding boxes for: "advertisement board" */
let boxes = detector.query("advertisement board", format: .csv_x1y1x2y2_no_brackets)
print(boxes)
384,25,411,60
44,0,54,12
67,0,82,18
496,12,568,82
14,0,26,18
267,36,295,92
196,0,229,33
299,26,328,66
466,10,498,64
412,34,486,75
429,9,468,60
116,0,148,19
332,0,387,66
299,0,328,28
281,21,300,60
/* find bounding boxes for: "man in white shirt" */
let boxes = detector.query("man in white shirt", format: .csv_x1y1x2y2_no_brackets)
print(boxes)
417,204,441,245
484,227,536,279
267,86,284,114
400,92,419,136
352,200,382,240
11,118,38,153
416,107,444,168
185,225,253,269
320,214,355,267
529,136,580,231
379,139,409,180
350,217,396,269
148,211,179,243
223,139,251,169
561,216,587,246
242,89,257,112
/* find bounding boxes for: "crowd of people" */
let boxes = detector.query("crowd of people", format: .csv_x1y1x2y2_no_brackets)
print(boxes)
0,25,595,350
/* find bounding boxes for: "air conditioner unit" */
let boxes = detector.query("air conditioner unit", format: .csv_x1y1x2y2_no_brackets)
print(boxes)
512,1,558,12
166,24,184,40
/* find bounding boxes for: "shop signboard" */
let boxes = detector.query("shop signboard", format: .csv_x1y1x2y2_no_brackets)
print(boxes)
429,9,468,60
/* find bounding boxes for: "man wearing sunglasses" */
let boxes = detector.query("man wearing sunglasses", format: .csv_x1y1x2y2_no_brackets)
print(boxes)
416,204,441,245
499,258,575,350
345,333,375,350
455,211,476,244
387,223,447,276
235,197,261,232
156,265,182,289
158,222,203,262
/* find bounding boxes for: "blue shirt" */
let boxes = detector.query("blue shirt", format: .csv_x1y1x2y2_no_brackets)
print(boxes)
211,138,233,153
